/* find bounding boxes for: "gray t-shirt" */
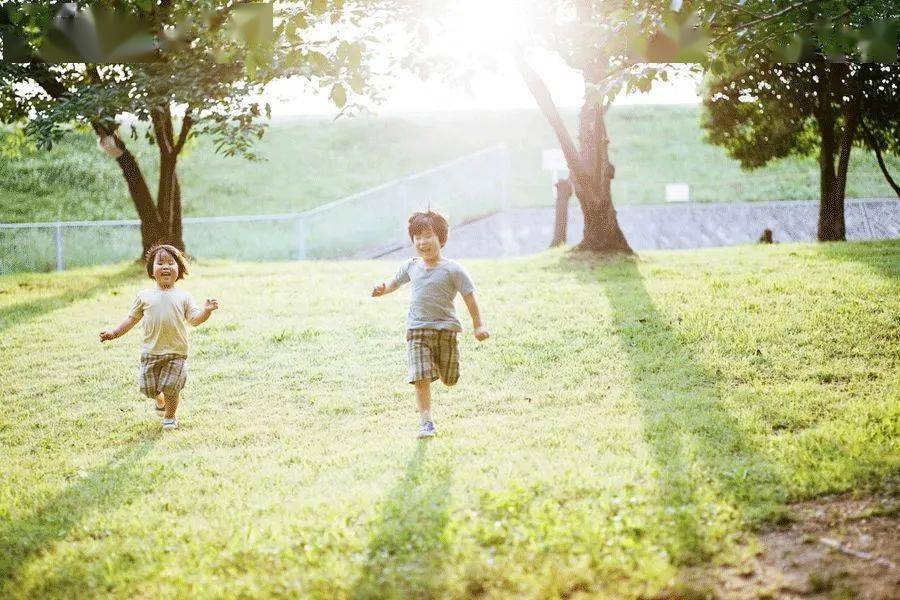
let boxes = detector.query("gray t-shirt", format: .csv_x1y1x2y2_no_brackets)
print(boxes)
390,257,476,331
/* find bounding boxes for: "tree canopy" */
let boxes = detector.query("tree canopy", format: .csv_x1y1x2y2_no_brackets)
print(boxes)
0,0,404,253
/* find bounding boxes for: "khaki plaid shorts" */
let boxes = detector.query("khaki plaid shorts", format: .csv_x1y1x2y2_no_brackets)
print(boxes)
138,353,187,399
406,328,460,385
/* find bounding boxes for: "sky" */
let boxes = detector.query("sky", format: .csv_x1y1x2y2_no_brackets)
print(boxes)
262,0,703,117
261,57,703,117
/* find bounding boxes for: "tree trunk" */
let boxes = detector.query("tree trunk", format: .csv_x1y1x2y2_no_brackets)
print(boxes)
112,142,164,255
825,90,861,242
171,172,186,252
157,155,177,240
151,103,187,250
574,100,632,253
551,178,572,247
815,62,843,242
515,50,632,254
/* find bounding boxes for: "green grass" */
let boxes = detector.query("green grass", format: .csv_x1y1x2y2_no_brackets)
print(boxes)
1,241,897,598
2,105,898,224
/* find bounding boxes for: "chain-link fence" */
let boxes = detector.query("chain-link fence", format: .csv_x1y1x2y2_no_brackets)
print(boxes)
0,145,510,273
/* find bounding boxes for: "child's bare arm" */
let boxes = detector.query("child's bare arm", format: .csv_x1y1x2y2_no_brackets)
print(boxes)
188,298,219,326
100,316,139,342
371,279,400,297
462,292,490,341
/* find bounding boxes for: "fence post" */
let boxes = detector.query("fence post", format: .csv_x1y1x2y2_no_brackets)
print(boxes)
296,215,307,260
398,180,410,245
54,222,65,271
499,145,511,212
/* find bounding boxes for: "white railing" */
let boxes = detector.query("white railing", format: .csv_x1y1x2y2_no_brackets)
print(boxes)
0,145,510,273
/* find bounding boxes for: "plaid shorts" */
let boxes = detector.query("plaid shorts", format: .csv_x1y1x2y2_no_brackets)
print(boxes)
406,328,460,385
138,353,187,399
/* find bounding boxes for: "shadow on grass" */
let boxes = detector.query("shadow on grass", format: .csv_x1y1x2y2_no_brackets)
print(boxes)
0,429,161,593
0,263,140,334
816,240,900,282
561,253,785,564
352,441,454,599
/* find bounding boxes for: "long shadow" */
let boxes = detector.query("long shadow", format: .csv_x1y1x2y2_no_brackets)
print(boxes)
561,254,785,564
352,441,454,599
817,239,900,282
0,430,161,593
0,263,141,334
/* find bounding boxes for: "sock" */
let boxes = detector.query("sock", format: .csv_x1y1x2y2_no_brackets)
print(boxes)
164,394,180,420
420,409,432,424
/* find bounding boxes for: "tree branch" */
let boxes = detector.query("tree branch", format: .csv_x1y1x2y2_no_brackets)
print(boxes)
513,48,591,191
862,120,900,198
174,107,193,154
711,0,824,43
151,104,175,156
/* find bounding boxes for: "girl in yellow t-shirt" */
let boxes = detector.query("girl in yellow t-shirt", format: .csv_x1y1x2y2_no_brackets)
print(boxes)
100,244,218,430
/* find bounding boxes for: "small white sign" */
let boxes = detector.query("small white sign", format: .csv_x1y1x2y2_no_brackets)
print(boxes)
665,183,691,202
542,148,567,171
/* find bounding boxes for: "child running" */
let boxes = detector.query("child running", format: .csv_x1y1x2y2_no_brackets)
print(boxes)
100,244,218,430
372,210,489,439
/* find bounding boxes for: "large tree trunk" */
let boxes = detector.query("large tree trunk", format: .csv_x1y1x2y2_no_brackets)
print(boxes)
171,172,186,252
27,63,180,259
151,103,188,251
824,90,861,241
815,61,847,242
96,127,163,256
550,178,572,247
514,51,633,254
574,93,632,253
117,148,165,254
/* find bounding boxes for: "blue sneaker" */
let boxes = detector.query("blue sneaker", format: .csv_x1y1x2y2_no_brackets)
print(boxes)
162,418,178,431
417,420,436,439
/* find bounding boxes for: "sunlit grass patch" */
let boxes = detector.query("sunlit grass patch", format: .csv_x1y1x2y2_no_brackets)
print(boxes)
1,241,897,598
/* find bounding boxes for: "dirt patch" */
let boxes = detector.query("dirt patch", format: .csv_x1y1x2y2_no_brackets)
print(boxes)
673,494,899,599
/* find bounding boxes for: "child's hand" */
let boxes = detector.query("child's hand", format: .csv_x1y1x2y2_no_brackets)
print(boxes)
371,282,387,297
204,298,219,312
474,325,490,341
99,330,116,342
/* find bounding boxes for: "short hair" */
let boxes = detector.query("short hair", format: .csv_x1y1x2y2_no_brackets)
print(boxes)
144,244,189,280
407,210,449,246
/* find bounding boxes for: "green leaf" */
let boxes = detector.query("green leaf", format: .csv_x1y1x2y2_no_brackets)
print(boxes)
348,43,362,69
329,83,346,108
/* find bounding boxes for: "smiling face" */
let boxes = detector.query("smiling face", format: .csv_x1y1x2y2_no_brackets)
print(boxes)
412,227,442,262
152,249,179,288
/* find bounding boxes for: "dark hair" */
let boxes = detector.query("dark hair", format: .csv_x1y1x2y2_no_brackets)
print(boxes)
407,210,449,246
145,244,189,280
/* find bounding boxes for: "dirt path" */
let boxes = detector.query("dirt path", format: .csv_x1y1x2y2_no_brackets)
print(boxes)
670,494,899,600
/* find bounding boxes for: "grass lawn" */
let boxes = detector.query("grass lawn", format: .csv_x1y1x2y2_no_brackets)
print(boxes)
2,105,898,224
1,241,898,598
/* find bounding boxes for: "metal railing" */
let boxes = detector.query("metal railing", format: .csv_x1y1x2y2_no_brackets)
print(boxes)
0,145,510,273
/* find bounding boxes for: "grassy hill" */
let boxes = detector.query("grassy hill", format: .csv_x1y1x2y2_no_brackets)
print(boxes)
1,241,897,598
2,105,898,224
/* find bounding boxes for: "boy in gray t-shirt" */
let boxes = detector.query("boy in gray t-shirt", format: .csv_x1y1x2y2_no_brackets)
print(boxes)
372,210,489,439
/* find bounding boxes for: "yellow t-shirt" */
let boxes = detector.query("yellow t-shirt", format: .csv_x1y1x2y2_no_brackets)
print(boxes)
128,287,203,356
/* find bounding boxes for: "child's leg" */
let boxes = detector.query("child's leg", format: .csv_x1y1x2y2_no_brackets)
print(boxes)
414,379,432,423
155,392,166,411
164,394,180,420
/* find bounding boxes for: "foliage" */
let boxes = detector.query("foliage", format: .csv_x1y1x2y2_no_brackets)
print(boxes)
702,62,900,168
0,1,387,157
